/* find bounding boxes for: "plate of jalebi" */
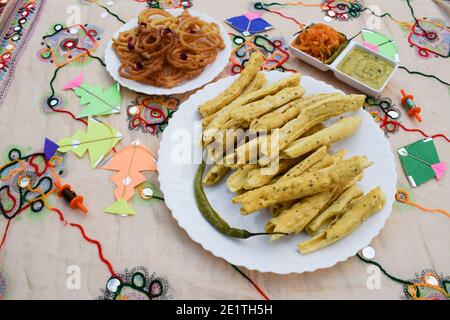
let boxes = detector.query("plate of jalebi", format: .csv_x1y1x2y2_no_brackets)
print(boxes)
105,8,232,95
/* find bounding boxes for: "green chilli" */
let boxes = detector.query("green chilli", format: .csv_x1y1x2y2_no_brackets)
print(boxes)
194,161,287,239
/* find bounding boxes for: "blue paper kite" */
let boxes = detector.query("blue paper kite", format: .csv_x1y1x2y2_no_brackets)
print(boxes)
225,12,273,37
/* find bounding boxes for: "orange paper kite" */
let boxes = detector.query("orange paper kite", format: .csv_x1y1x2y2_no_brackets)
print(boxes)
102,140,157,215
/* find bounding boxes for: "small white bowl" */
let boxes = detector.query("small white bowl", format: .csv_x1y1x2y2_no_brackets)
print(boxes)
289,29,399,96
330,41,398,97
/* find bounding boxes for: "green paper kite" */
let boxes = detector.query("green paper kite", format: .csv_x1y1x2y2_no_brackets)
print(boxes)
361,28,399,62
104,199,136,216
57,117,123,168
398,138,446,188
63,74,121,118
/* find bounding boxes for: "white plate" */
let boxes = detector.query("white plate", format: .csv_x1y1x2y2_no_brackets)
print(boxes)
105,9,232,95
158,71,397,274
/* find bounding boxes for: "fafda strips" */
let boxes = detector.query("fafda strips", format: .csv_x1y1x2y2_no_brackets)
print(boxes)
298,187,386,254
232,156,371,214
198,51,265,117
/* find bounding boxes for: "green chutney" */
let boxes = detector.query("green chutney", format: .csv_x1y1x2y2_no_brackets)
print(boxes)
337,47,394,90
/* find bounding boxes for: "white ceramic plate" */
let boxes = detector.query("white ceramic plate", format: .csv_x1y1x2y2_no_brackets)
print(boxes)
105,9,232,95
158,71,397,274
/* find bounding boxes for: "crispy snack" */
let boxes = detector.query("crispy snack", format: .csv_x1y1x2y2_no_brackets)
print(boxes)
298,187,386,254
245,72,268,94
232,156,371,215
226,164,259,192
228,94,365,166
266,188,337,240
203,74,301,146
250,93,341,131
230,86,305,126
283,117,362,158
198,52,265,117
274,94,365,152
268,146,331,217
203,163,230,185
242,157,303,190
292,23,347,63
265,155,365,238
306,185,364,235
201,72,266,128
277,146,328,183
113,9,225,88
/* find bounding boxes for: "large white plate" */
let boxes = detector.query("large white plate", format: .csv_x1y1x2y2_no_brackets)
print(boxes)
105,9,232,95
158,71,397,274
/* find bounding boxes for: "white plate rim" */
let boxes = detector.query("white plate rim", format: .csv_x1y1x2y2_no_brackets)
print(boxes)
158,71,397,274
104,8,232,95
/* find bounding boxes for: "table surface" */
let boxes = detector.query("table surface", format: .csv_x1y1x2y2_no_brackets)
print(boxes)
0,0,448,300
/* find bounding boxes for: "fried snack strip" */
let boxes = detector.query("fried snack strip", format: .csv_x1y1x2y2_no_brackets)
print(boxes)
226,164,259,193
227,94,365,166
298,187,386,254
265,155,363,237
266,188,337,240
202,163,231,185
233,156,370,214
250,93,341,131
242,157,302,190
283,117,362,158
231,86,305,125
203,74,301,146
202,72,266,128
269,146,329,216
198,51,265,117
305,185,363,234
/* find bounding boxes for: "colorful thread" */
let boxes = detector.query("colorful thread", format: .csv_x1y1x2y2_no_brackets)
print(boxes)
127,95,180,135
399,66,450,87
379,116,450,143
230,264,270,300
395,189,449,218
98,266,171,300
0,0,47,105
0,148,120,281
146,0,193,9
357,254,449,300
50,206,120,278
228,33,296,75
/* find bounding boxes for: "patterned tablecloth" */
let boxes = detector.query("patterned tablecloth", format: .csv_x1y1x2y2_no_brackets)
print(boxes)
0,0,448,300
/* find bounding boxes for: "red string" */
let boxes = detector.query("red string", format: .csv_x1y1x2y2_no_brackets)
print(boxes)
380,116,450,142
264,8,304,28
51,108,87,125
230,264,270,300
50,207,120,280
248,280,270,300
0,220,12,252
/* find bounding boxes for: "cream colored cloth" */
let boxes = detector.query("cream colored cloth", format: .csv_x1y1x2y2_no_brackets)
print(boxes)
0,0,448,299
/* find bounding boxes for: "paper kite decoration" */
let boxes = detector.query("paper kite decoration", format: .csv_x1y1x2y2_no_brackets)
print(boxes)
63,74,121,118
225,12,273,37
44,138,59,161
361,28,399,62
398,138,447,188
101,140,157,216
56,117,122,168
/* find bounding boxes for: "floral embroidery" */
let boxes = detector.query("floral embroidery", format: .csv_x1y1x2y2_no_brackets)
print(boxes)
98,266,171,300
403,270,450,300
127,95,180,135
